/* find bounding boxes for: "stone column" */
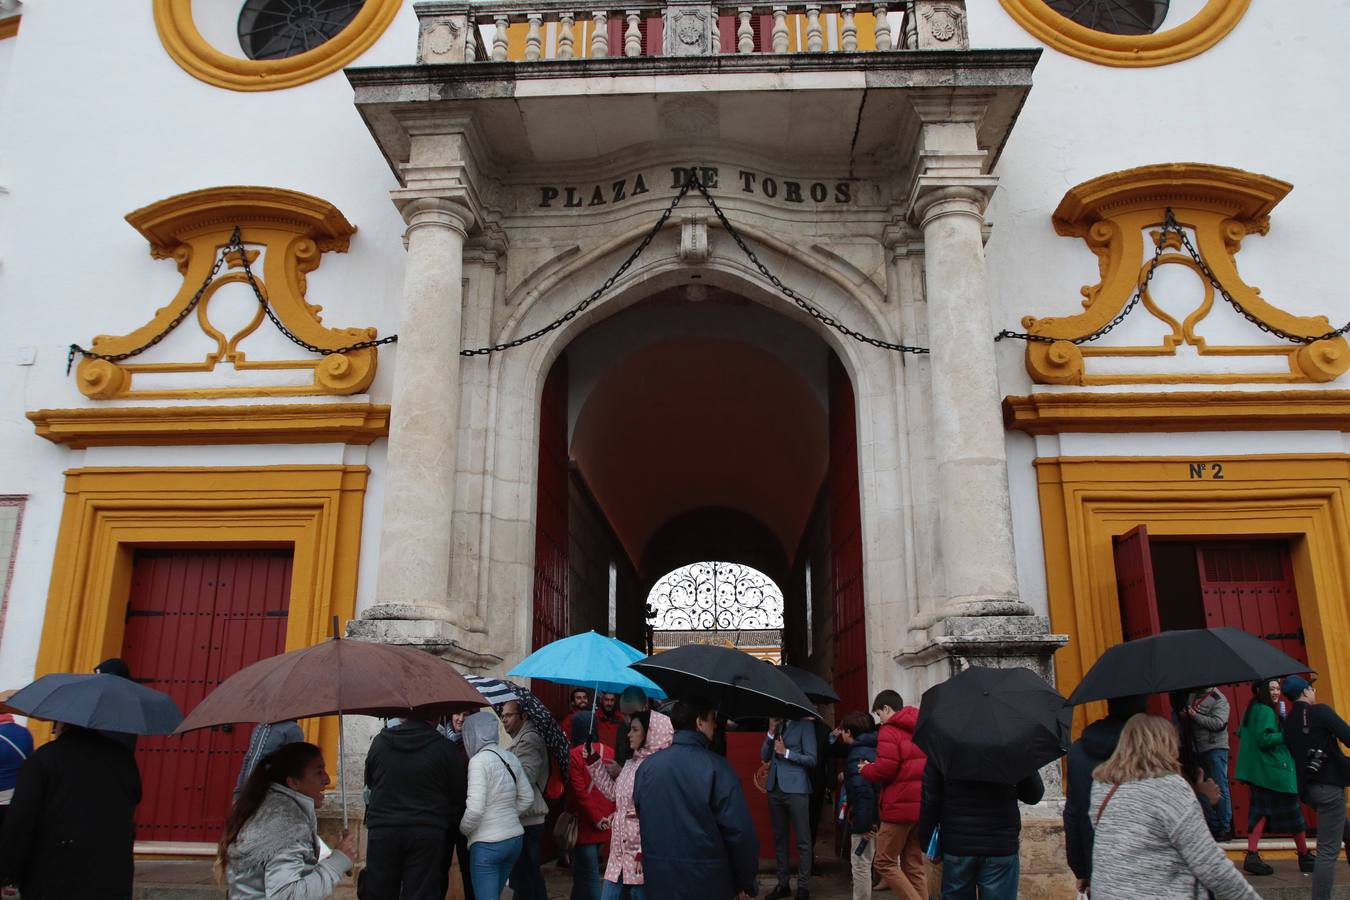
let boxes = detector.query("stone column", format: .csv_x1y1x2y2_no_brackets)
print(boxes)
912,178,1028,619
364,197,474,624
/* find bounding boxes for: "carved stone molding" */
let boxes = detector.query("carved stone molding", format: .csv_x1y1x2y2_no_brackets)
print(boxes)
76,186,382,400
1019,163,1350,386
662,4,717,56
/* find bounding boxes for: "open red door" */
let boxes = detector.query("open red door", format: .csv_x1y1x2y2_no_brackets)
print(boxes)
1113,525,1161,642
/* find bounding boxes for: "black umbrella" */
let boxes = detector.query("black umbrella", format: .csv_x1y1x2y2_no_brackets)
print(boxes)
777,664,841,704
1067,627,1310,705
913,666,1070,785
6,673,183,735
631,645,817,719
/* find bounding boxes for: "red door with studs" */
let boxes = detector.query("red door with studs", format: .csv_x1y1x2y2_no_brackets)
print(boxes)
121,548,293,843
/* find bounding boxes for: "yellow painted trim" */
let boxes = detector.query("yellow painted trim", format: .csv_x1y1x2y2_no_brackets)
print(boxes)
1021,163,1349,386
0,16,19,40
77,187,381,401
152,0,401,92
1003,390,1350,435
997,0,1249,67
1035,454,1350,735
28,402,390,448
34,465,369,765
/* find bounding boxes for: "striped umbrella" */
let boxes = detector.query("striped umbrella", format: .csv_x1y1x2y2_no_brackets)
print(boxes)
465,674,569,777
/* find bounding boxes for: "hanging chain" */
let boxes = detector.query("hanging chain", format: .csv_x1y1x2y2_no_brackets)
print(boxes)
688,177,929,354
67,227,398,376
995,207,1350,346
995,210,1174,345
461,179,695,356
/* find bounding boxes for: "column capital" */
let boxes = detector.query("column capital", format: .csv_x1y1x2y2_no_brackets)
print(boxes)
908,176,998,229
393,194,477,239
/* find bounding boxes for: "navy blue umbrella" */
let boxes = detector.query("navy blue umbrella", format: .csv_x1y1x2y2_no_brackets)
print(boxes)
6,673,182,735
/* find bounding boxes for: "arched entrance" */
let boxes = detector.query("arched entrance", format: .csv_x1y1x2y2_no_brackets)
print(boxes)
526,287,871,715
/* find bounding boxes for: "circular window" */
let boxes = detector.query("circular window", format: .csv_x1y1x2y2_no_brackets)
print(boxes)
1043,0,1168,36
237,0,366,61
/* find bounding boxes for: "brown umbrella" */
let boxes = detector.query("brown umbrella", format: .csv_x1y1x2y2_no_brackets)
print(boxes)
174,633,487,826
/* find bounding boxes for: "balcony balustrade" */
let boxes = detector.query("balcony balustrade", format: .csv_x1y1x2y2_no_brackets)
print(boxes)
413,0,967,63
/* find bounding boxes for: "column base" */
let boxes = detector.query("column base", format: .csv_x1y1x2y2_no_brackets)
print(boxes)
345,616,502,671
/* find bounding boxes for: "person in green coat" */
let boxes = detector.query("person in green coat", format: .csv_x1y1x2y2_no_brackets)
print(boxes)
1236,679,1312,875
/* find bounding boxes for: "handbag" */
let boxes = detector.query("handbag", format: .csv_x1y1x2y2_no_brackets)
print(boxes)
553,810,579,850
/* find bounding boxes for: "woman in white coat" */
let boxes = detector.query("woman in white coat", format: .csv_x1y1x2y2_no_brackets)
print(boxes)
461,710,534,899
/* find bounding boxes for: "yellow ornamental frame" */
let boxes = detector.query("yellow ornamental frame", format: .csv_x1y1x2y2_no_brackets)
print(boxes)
153,0,402,92
1036,455,1350,733
35,465,368,762
996,0,1249,67
77,187,380,401
1021,163,1350,386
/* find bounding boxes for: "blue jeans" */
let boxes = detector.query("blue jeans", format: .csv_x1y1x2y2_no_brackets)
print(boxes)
1197,747,1232,834
601,876,646,900
571,842,603,900
470,836,523,900
941,853,1019,900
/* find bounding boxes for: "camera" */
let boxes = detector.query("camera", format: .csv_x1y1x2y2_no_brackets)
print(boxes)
1306,747,1328,775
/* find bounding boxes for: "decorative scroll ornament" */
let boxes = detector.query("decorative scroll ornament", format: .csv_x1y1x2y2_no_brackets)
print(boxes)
1019,163,1350,386
75,187,382,400
647,561,785,632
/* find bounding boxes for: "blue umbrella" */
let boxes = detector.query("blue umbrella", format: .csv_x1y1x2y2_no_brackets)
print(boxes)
507,631,667,699
6,673,182,735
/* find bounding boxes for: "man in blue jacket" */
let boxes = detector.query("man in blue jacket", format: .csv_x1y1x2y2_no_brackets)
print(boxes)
634,697,759,900
763,716,818,900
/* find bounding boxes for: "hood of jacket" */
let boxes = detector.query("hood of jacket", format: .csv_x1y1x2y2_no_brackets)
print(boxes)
1080,716,1128,761
380,719,444,754
883,706,920,735
228,784,316,874
847,731,878,763
636,710,674,760
463,710,501,758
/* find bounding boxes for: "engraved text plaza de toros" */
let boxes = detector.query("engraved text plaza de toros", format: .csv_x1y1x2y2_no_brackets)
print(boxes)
538,167,856,208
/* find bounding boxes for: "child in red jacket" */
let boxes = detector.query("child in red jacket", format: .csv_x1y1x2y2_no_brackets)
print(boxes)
859,690,927,900
568,712,617,900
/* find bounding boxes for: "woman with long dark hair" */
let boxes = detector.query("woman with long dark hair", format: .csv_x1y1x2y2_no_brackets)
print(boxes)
1236,679,1312,875
220,741,358,898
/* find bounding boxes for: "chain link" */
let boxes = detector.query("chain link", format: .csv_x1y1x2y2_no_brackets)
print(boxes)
68,227,398,376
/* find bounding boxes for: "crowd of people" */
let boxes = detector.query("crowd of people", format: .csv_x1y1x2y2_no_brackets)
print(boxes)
4,663,1350,899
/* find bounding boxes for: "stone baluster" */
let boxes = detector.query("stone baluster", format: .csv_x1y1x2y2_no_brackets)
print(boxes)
525,12,543,60
625,10,642,56
873,1,891,49
493,15,509,60
840,3,858,51
558,10,575,59
591,10,609,56
364,197,476,626
805,3,823,51
771,6,789,52
737,6,755,53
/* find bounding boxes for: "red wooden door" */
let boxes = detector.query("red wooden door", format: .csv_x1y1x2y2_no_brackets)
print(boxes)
1197,541,1308,837
1112,525,1161,642
829,355,868,715
532,358,570,715
121,549,292,843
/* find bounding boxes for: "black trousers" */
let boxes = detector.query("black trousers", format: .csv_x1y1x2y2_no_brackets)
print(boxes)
359,825,450,900
509,822,548,900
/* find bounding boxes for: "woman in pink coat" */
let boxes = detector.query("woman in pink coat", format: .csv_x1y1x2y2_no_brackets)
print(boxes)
587,709,674,900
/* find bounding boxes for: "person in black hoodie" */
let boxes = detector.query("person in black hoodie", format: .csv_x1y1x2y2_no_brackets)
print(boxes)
360,714,470,900
1061,694,1146,895
834,712,879,900
1280,675,1350,900
916,759,1043,899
